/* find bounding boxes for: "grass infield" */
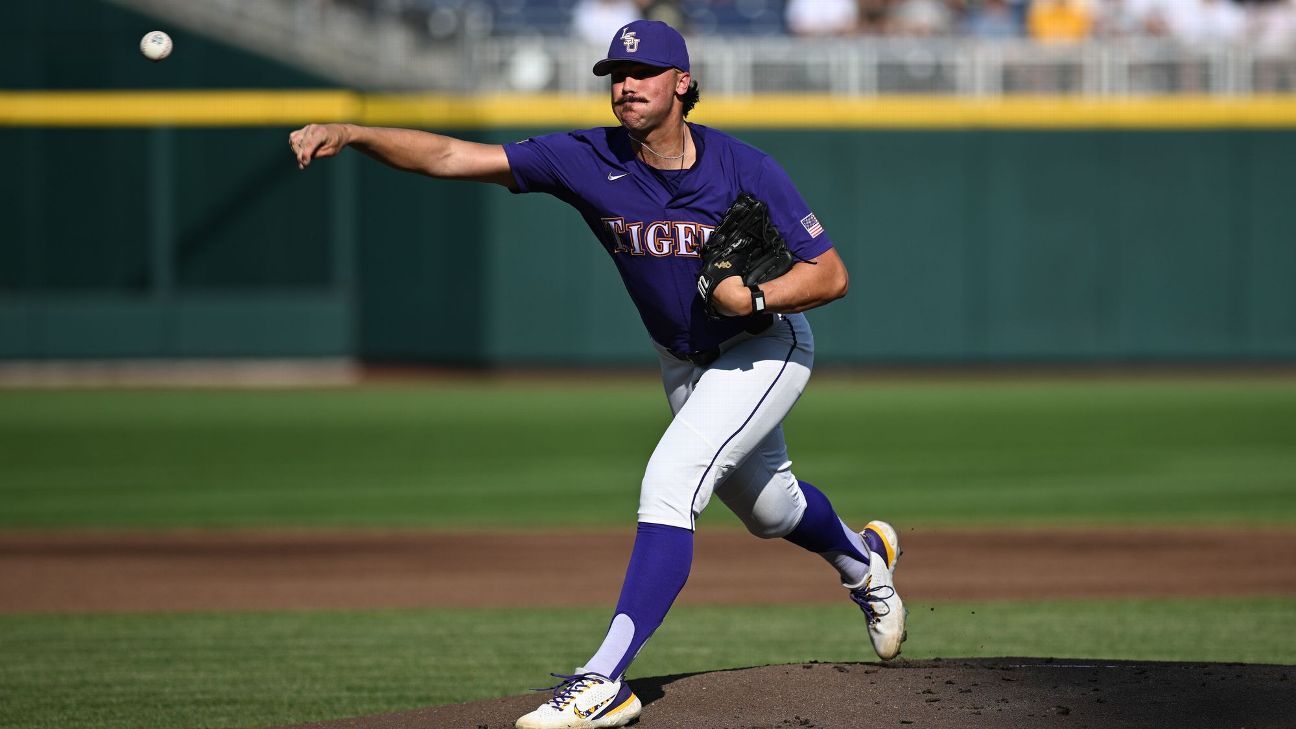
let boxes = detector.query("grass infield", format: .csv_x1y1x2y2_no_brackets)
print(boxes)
1,598,1294,729
2,378,1295,528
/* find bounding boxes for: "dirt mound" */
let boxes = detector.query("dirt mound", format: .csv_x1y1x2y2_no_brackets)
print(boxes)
281,658,1293,729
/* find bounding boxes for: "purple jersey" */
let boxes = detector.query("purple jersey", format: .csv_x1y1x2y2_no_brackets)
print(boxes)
504,123,834,355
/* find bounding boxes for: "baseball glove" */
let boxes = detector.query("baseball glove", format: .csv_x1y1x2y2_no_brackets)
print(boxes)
696,192,795,318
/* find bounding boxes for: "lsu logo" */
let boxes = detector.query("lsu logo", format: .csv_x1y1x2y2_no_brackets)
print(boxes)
714,260,732,269
620,28,640,53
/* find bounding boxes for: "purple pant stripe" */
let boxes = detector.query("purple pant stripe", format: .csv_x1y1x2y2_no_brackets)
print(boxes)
687,316,798,530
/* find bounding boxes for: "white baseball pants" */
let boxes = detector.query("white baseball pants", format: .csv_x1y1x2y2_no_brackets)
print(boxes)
640,313,814,536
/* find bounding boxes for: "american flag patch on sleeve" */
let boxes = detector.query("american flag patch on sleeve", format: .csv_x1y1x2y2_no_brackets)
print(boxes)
800,212,824,238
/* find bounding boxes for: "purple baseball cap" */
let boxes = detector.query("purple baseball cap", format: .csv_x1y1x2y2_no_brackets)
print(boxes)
592,20,690,76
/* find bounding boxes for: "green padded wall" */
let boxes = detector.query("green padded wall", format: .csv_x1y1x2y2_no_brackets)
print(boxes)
0,0,327,90
0,0,352,358
6,124,1295,363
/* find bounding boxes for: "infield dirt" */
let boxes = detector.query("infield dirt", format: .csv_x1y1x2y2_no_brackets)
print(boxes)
3,527,1295,612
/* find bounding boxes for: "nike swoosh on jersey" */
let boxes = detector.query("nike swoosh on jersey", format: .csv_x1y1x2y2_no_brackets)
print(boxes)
607,171,629,181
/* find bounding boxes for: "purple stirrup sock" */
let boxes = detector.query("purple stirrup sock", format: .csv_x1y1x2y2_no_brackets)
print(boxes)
579,522,693,680
783,480,871,584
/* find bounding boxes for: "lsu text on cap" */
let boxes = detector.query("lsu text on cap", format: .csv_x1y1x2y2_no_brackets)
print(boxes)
592,20,690,77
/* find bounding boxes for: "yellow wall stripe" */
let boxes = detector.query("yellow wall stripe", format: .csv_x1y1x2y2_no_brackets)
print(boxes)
0,91,359,127
360,93,612,128
4,90,1296,129
700,94,1296,129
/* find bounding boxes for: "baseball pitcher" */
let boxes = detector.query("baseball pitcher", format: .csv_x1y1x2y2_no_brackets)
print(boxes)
290,20,906,729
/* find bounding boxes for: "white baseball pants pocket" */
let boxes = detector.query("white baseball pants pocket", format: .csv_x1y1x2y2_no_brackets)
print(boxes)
640,313,814,533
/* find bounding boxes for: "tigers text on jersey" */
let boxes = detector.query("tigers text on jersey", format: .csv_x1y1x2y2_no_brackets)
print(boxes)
503,123,834,356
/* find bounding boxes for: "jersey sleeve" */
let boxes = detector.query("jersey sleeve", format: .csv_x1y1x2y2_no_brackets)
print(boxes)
751,155,835,261
502,132,583,199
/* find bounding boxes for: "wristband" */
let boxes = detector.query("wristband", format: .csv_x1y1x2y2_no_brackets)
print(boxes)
749,284,766,314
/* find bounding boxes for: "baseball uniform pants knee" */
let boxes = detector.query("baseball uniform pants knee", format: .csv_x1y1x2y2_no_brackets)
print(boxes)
713,426,805,539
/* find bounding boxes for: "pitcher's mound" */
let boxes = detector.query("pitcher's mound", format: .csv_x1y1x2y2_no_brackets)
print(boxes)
283,658,1292,729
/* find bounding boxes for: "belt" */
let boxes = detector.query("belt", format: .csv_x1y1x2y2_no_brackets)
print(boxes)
667,314,775,367
671,348,722,368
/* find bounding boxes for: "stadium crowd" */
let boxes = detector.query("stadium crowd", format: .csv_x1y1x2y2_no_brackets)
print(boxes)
340,0,1296,49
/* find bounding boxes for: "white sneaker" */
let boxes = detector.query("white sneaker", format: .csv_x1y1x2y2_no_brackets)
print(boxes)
515,672,642,729
845,519,907,660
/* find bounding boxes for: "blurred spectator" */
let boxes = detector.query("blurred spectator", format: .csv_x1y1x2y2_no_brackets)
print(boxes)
638,0,687,31
785,0,860,36
572,0,642,43
1092,0,1164,37
349,0,1296,45
858,0,892,34
1027,0,1094,42
1008,0,1032,28
962,0,1023,37
889,0,957,35
1100,0,1252,41
1158,0,1248,44
1127,0,1174,35
1253,0,1296,91
1254,0,1296,56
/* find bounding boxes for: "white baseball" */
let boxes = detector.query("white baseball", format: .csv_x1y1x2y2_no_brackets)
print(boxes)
140,31,173,62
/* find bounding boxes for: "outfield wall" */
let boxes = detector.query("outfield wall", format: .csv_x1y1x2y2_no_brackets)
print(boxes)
5,113,1295,364
4,1,1295,364
361,125,1296,365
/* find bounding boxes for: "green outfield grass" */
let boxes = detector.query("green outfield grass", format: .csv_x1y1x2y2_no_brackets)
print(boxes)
1,598,1293,729
2,378,1295,528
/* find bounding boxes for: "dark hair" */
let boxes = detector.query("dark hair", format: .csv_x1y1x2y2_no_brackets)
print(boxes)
681,79,700,117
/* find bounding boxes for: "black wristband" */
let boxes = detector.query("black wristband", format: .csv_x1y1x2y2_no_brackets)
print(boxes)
749,284,766,314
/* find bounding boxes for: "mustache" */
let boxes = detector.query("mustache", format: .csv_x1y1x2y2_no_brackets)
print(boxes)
616,95,648,105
